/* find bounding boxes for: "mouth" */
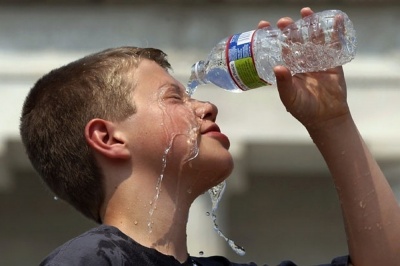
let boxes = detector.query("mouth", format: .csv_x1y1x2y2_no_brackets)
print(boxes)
202,124,230,149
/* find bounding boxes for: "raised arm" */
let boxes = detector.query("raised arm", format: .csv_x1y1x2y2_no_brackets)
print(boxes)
269,7,400,266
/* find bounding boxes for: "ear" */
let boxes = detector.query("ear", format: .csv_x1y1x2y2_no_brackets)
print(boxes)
85,118,130,160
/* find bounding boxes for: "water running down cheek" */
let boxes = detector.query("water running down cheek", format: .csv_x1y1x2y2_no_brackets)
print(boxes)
147,94,201,233
147,92,243,255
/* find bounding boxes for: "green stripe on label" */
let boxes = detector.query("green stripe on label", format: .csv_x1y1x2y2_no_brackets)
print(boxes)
234,58,268,89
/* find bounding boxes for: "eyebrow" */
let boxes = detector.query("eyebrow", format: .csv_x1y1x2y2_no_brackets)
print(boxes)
166,83,185,95
158,81,190,99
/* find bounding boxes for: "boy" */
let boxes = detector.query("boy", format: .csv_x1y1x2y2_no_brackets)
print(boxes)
20,7,400,266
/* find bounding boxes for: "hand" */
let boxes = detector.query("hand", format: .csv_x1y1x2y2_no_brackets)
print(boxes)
258,7,350,129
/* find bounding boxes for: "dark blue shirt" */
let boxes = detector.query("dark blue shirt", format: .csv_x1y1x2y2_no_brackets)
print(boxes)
40,225,349,266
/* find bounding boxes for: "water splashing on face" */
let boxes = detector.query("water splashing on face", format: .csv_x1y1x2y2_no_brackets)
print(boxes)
147,129,200,233
185,126,200,164
147,87,201,233
208,181,246,256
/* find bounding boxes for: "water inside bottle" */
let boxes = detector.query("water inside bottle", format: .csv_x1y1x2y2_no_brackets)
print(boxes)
187,61,204,96
282,43,342,74
189,10,357,91
279,9,357,74
187,40,244,94
187,66,242,95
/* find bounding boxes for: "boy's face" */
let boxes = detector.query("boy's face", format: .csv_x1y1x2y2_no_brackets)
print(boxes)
119,59,233,195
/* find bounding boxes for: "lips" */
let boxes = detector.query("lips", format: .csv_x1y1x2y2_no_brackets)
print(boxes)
202,123,230,149
202,124,221,134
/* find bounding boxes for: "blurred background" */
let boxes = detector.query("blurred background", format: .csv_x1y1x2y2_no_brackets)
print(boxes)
1,0,400,265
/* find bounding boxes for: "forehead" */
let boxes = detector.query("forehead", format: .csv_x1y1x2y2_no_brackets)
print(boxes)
133,59,184,94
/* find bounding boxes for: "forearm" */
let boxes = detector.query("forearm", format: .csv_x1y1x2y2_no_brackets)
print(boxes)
307,114,400,266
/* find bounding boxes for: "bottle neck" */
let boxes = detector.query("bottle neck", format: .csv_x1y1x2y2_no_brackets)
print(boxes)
192,60,207,84
187,60,207,95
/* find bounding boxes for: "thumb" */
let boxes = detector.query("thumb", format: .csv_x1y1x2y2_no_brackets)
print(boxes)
274,66,296,108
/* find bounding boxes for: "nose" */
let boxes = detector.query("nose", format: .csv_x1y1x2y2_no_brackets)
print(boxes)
195,101,218,122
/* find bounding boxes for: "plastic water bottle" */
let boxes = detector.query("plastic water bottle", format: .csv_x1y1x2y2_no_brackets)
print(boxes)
187,10,357,94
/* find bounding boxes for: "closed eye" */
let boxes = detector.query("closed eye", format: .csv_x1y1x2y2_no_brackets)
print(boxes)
169,95,183,102
167,84,188,101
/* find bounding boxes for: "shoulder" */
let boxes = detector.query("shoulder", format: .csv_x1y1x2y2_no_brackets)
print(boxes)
39,225,135,266
40,225,186,266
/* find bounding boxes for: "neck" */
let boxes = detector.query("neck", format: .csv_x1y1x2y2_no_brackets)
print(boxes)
102,175,194,263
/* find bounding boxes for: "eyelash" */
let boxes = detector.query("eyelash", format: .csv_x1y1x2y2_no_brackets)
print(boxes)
166,94,184,103
164,87,189,102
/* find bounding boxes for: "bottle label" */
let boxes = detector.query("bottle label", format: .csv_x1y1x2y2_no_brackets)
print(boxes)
226,30,268,91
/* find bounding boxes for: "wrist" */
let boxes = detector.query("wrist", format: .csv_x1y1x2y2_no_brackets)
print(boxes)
306,112,355,143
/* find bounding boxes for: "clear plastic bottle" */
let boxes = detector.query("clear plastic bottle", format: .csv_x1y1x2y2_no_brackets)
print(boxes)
187,10,357,94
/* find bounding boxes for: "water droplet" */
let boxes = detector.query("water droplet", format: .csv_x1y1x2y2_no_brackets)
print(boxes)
205,212,210,216
134,220,138,225
147,221,153,233
199,251,204,256
53,196,58,201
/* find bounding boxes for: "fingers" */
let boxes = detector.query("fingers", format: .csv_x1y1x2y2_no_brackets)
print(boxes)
257,20,271,29
276,17,294,31
300,7,314,18
307,9,325,45
274,7,314,30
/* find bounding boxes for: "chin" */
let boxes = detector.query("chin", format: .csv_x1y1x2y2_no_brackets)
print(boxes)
204,155,234,188
219,157,234,180
182,153,234,193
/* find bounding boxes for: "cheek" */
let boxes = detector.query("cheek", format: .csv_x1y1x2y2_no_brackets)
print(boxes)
164,104,198,129
161,104,201,162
